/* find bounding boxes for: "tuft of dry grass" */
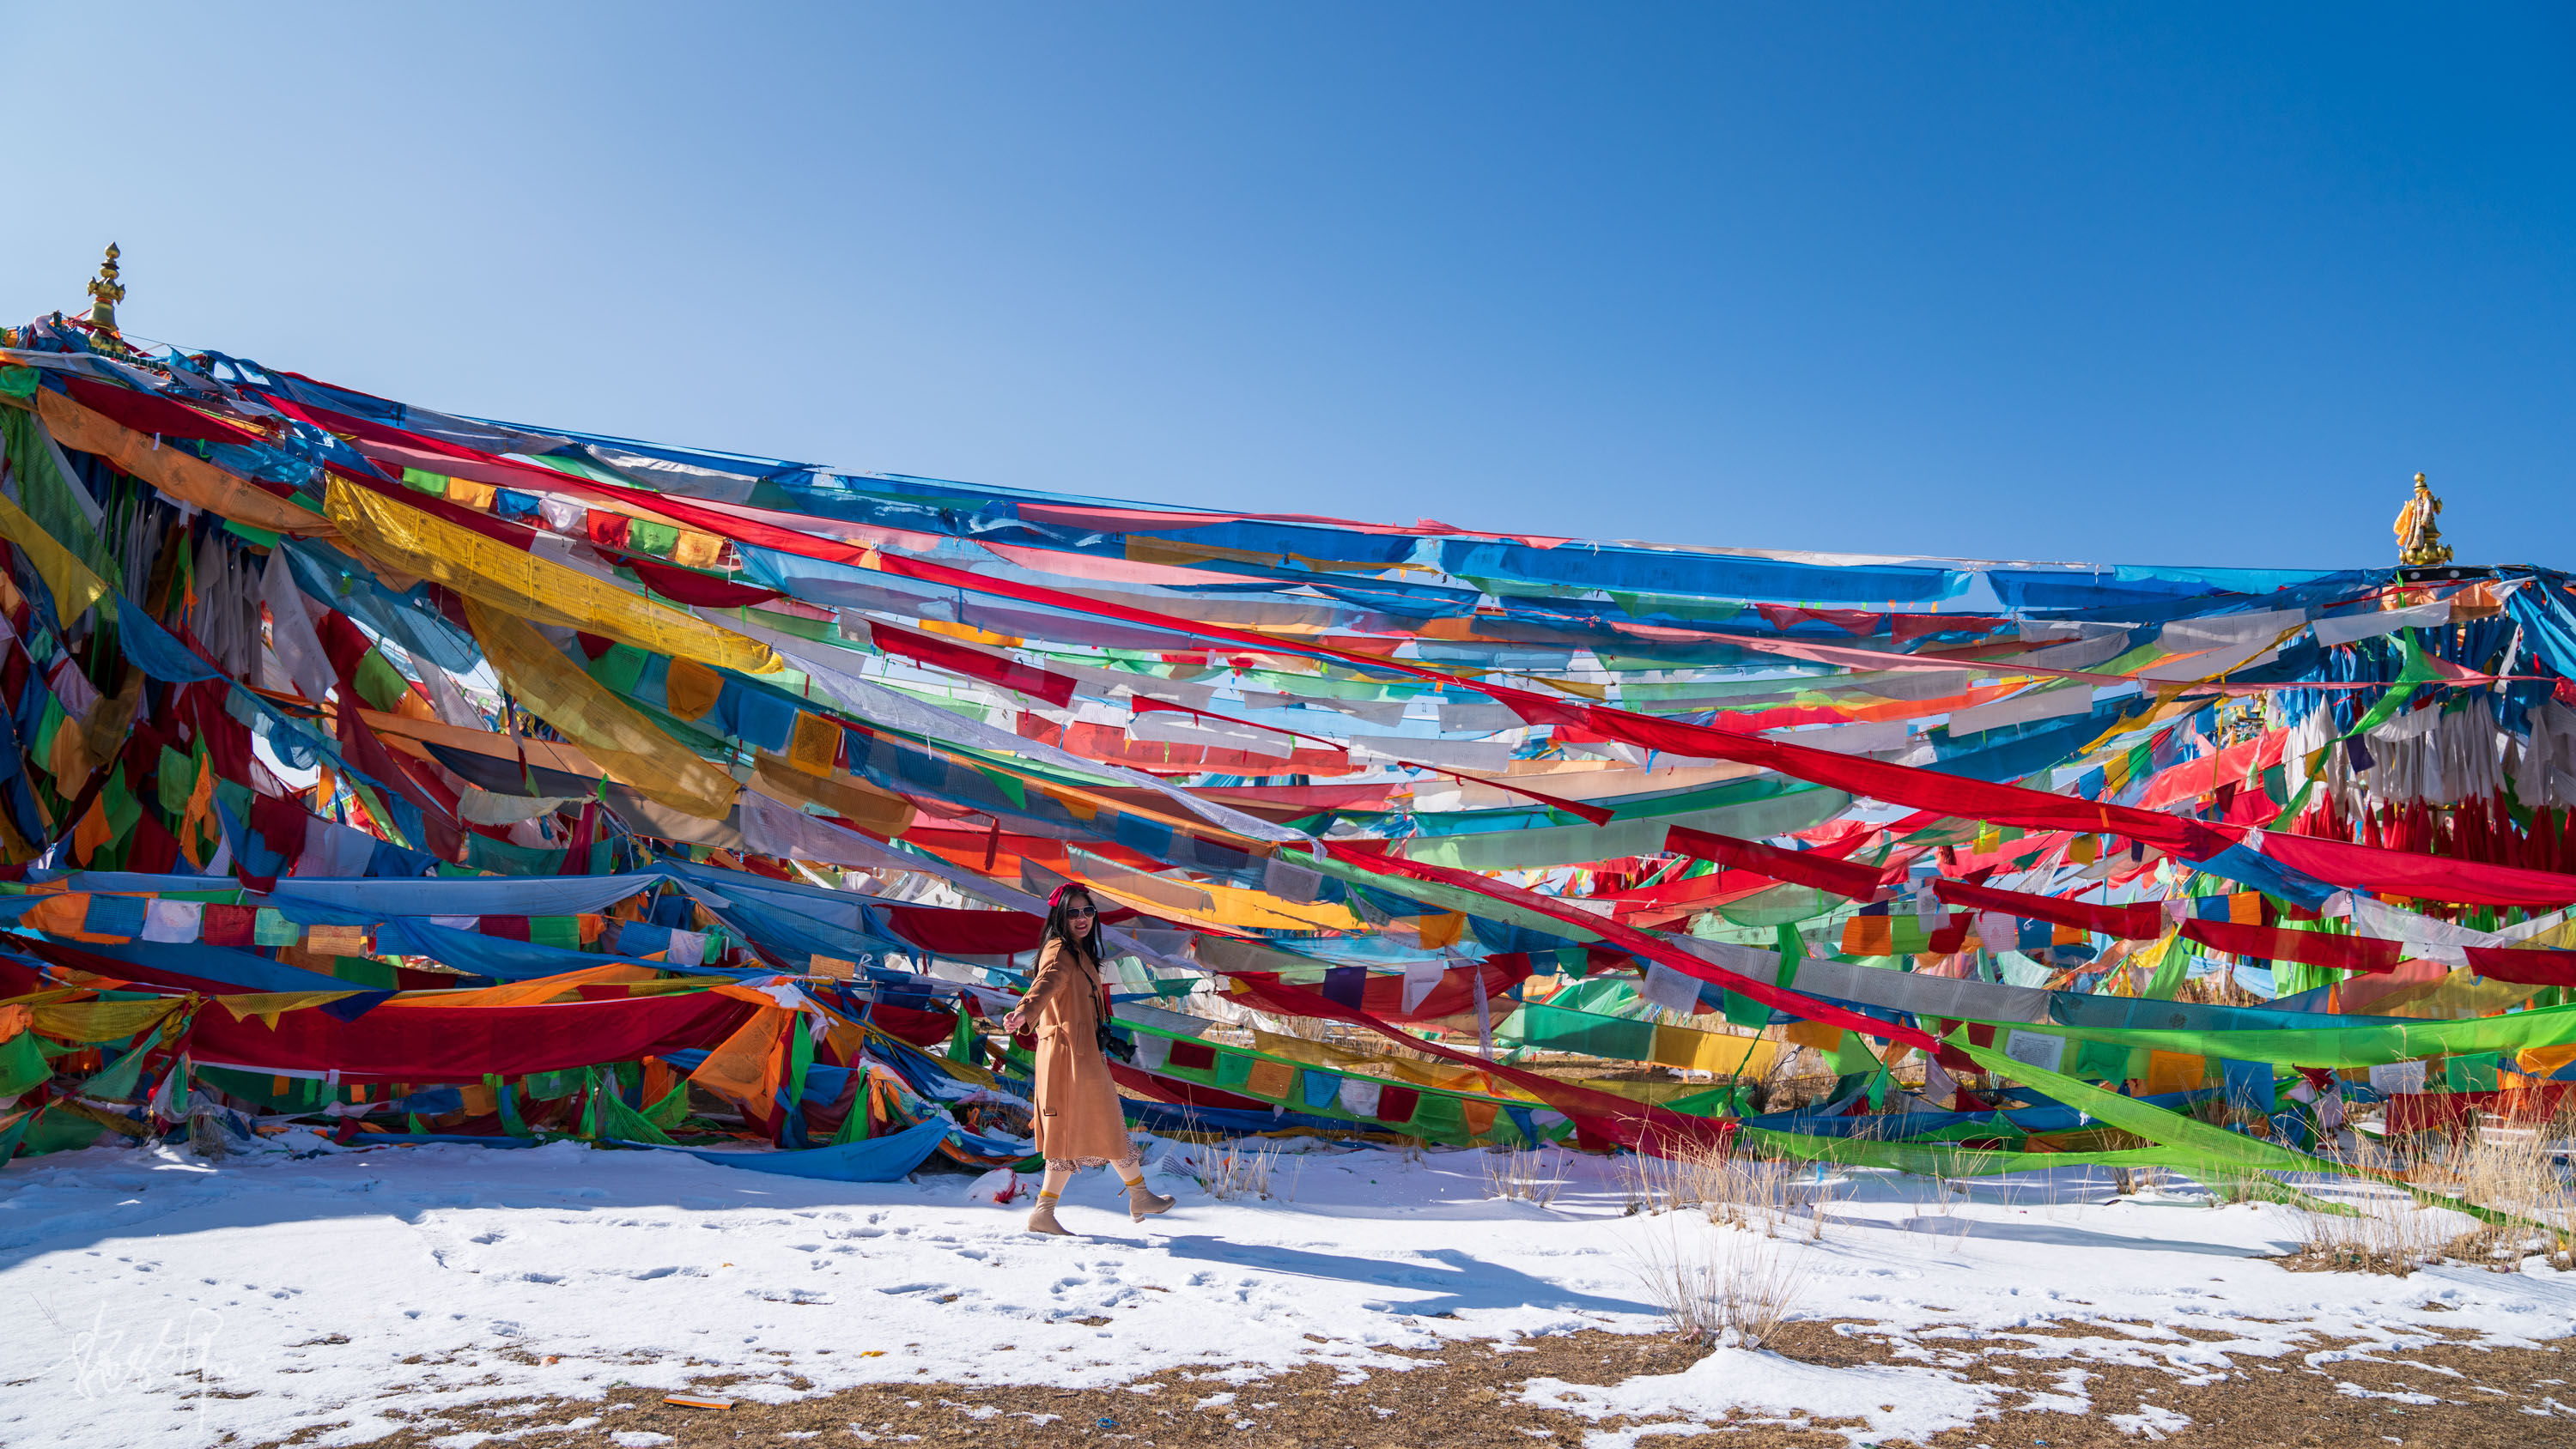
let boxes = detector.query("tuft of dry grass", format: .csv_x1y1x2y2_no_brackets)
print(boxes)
1615,1141,1822,1240
1625,1217,1812,1349
2281,1180,2452,1276
1192,1138,1289,1202
2412,1119,2576,1271
2280,1110,2573,1276
1480,1144,1564,1207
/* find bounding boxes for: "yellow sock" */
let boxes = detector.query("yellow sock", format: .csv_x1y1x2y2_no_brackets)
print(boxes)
1116,1167,1145,1187
1036,1190,1060,1202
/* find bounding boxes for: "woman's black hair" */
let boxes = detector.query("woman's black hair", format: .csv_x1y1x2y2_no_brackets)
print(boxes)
1041,889,1104,959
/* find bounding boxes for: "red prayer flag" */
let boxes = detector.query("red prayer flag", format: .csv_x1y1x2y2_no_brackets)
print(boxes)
870,622,1076,708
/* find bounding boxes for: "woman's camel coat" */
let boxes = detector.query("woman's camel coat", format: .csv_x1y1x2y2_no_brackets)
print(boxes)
1024,936,1133,1166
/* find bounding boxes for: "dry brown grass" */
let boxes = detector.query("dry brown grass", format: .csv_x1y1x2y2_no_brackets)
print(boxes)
1480,1144,1565,1206
1615,1140,1827,1243
1624,1216,1813,1349
2281,1180,2453,1276
2411,1119,2576,1271
2281,1110,2574,1276
1190,1138,1289,1202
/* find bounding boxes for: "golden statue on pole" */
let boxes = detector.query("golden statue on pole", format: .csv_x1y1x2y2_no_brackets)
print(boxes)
2392,472,2451,568
85,243,127,341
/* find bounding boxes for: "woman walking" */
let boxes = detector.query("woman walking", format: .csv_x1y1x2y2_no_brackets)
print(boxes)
1001,887,1174,1234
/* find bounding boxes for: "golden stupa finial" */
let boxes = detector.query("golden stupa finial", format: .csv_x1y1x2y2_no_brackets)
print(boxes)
85,243,126,339
2393,471,2451,568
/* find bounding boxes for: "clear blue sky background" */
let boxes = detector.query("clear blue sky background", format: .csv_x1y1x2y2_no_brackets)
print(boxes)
4,3,2567,572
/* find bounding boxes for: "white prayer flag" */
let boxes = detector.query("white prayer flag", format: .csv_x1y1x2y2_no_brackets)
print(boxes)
1638,962,1703,1016
2368,1059,2427,1096
1337,1076,1383,1117
2002,1028,2066,1075
1401,957,1448,1013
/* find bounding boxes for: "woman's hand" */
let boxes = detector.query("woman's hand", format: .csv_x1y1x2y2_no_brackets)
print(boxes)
1001,1006,1029,1034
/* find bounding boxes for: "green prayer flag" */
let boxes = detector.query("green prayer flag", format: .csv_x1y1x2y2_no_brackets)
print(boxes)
354,650,413,713
524,1069,583,1100
0,1112,37,1168
79,1042,150,1104
528,916,581,951
0,1028,49,1097
1952,1031,2327,1177
156,746,196,815
100,765,142,843
2340,630,2444,741
254,906,301,947
2140,931,2190,1000
2445,1052,2500,1094
3,407,121,593
592,1077,681,1145
1832,1031,1880,1076
973,766,1028,811
830,1077,875,1144
643,1082,691,1130
2074,1037,2137,1082
589,643,650,698
787,1021,814,1118
486,1074,534,1139
18,1104,103,1158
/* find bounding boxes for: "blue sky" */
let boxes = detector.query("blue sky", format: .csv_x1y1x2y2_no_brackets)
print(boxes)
3,3,2567,571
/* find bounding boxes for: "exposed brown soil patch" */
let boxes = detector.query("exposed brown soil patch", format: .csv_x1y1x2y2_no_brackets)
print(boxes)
264,1319,2576,1449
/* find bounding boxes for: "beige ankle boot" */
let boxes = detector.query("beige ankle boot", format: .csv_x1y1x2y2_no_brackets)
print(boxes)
1125,1179,1175,1222
1026,1195,1072,1235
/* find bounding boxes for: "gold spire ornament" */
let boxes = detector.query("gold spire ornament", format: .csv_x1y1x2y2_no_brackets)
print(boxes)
2392,472,2451,568
85,243,126,340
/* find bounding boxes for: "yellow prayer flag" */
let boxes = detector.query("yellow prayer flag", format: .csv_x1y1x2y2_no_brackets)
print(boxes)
671,530,726,570
1243,1057,1297,1100
32,996,183,1043
2143,1051,2205,1095
0,487,108,626
466,599,742,820
665,657,725,720
787,711,841,773
331,479,779,676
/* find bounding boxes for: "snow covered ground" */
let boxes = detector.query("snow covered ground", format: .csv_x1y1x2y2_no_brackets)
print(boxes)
2,1132,2571,1449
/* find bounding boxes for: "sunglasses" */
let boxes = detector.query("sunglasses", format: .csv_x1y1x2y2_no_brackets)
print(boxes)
1063,903,1097,917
